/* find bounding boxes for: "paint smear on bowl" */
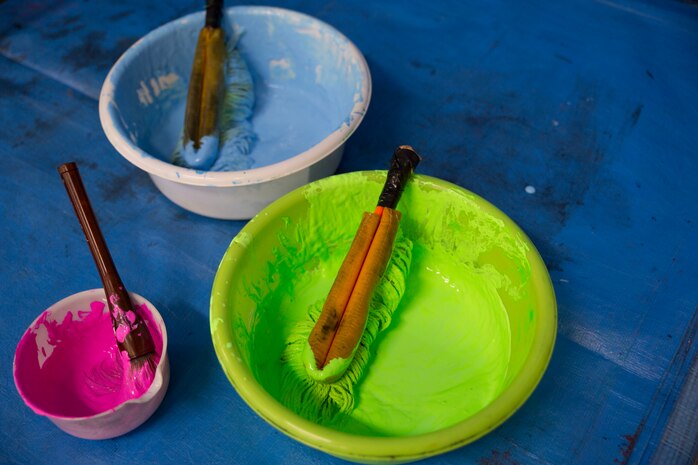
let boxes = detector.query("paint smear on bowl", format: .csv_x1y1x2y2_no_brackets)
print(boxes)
229,172,534,436
14,301,163,418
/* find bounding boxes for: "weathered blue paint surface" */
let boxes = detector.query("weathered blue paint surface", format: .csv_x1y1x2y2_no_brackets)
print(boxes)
1,0,697,464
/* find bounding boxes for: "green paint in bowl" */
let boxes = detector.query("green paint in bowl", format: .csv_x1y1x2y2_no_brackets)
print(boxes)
210,172,556,463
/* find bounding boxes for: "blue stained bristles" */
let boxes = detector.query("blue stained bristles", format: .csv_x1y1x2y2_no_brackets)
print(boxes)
173,32,256,171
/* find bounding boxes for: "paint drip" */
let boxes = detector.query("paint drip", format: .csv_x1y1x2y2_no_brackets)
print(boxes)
14,300,163,418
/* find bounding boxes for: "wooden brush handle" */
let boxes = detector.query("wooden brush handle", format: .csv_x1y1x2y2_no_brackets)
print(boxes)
58,162,154,360
58,163,125,298
324,208,401,364
377,145,421,210
205,0,224,28
308,212,381,369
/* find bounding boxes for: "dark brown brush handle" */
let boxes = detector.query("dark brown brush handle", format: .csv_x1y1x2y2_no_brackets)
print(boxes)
58,162,155,360
377,145,422,210
205,0,224,28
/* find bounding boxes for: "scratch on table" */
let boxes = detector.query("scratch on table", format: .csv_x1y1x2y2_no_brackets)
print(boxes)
478,449,518,465
61,30,138,71
594,0,667,23
559,322,663,381
40,14,84,40
647,338,698,464
554,53,573,64
616,306,698,464
629,105,644,128
107,9,134,21
614,429,641,465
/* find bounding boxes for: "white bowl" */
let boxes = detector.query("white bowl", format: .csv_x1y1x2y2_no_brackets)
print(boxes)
99,6,371,219
13,289,170,440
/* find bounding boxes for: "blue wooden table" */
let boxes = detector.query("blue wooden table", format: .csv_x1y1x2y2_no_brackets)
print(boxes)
1,1,697,464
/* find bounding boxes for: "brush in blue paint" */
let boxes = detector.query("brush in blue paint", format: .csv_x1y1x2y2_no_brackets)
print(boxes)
174,0,255,171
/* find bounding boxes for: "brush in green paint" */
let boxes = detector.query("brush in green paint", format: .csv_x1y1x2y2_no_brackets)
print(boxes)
281,146,421,422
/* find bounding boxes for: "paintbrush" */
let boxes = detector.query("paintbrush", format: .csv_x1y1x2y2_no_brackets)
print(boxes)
307,146,421,382
58,162,157,393
180,0,227,169
280,146,420,421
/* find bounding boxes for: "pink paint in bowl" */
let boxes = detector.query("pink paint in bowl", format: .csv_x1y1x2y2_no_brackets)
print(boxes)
13,289,170,439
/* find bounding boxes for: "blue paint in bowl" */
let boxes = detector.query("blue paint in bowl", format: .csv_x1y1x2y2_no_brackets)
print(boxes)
100,6,370,184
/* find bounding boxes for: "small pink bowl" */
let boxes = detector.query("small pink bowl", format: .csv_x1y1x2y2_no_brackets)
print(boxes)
13,289,170,439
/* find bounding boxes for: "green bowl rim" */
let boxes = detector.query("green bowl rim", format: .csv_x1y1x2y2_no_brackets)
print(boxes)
210,172,557,462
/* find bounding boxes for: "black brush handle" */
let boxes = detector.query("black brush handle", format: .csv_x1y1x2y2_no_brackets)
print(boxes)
58,162,155,360
377,145,422,210
205,0,224,28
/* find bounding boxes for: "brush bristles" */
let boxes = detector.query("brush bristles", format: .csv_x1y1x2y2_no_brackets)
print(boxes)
86,356,124,396
280,233,413,424
129,353,158,393
85,351,158,397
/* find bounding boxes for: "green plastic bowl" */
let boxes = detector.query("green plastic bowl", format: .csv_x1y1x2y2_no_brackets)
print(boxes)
211,172,556,463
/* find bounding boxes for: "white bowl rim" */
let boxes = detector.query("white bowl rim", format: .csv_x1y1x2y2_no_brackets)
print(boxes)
99,5,372,187
13,288,169,422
